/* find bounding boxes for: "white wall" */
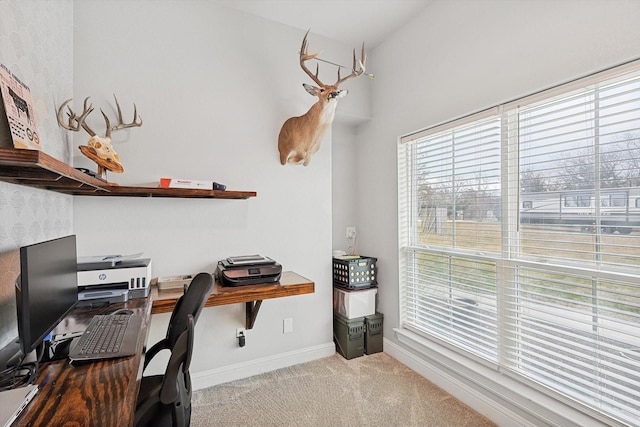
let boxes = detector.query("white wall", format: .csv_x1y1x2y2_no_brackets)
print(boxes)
355,0,640,422
0,0,74,348
72,0,370,382
331,122,359,253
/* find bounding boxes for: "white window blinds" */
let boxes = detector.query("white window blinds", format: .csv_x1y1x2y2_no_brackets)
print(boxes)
398,61,640,425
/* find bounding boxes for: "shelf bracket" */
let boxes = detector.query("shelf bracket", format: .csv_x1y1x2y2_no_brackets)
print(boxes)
245,300,263,330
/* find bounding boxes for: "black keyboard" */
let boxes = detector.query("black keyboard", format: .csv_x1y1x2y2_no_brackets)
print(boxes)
69,314,142,361
79,314,129,354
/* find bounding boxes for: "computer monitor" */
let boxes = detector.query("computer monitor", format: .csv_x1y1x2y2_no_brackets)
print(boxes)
15,235,78,357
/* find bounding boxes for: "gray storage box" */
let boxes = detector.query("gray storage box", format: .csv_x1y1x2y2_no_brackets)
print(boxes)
333,312,364,359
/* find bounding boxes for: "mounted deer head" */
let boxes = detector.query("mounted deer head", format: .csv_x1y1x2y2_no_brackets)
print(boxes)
278,30,366,166
57,94,142,178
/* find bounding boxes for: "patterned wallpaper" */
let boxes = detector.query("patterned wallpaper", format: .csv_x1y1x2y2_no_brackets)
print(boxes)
0,0,73,348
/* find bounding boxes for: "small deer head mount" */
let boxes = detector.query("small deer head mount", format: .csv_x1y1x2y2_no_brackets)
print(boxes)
57,94,142,179
278,30,366,166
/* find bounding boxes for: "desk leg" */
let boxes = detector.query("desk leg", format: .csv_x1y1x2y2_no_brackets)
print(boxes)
245,300,263,329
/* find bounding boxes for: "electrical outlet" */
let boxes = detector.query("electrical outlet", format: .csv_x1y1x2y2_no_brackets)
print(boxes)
346,226,357,239
283,318,293,334
236,327,246,347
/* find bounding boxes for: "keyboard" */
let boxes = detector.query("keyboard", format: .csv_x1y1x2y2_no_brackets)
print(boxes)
68,314,143,362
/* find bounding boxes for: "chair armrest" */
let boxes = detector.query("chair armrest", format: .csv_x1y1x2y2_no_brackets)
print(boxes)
143,338,170,371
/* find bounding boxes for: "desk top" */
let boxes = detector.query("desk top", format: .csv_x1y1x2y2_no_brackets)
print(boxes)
150,271,315,315
16,297,153,427
15,271,312,426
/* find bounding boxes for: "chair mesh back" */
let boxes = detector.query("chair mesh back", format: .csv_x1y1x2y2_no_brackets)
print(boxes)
166,272,213,346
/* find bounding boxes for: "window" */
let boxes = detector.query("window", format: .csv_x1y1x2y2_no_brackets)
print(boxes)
610,193,627,207
563,194,591,207
398,61,640,425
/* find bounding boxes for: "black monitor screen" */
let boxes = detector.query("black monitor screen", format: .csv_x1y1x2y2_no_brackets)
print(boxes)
16,235,78,356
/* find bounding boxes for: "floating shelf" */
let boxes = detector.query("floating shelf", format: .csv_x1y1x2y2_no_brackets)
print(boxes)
0,148,256,199
150,271,315,329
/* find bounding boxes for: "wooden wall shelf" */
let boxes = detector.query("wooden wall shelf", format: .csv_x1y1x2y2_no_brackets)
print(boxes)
0,148,257,199
151,271,315,329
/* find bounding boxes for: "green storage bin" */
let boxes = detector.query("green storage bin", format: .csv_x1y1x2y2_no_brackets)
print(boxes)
364,312,383,354
333,312,364,359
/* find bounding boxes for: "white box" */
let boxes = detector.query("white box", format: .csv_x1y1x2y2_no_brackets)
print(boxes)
159,178,213,189
333,287,377,319
157,274,194,291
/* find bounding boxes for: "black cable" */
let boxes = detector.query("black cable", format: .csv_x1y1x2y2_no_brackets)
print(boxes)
0,362,36,391
0,345,43,391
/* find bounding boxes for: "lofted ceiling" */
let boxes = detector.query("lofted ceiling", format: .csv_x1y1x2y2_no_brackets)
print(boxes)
214,0,432,48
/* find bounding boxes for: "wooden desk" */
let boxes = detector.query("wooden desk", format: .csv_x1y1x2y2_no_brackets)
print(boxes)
151,271,315,329
16,297,153,427
15,272,312,426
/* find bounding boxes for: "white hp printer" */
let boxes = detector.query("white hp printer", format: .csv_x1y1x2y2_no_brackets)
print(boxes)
77,258,151,305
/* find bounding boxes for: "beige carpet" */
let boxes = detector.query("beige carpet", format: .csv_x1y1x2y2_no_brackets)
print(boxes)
191,353,496,426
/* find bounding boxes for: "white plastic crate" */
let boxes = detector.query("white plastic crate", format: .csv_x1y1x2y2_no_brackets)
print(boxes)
333,287,377,319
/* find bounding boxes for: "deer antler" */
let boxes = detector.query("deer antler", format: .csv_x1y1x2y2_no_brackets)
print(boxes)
56,95,142,177
105,94,143,138
57,97,95,134
336,43,366,86
279,31,367,166
299,30,324,87
102,93,142,137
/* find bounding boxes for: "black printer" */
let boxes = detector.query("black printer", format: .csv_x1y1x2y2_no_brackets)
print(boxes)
216,255,282,286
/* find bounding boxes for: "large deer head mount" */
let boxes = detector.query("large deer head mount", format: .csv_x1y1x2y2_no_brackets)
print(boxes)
278,30,366,166
57,94,142,178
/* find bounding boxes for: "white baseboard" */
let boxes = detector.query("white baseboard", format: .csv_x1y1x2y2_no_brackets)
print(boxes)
384,330,619,427
192,342,336,391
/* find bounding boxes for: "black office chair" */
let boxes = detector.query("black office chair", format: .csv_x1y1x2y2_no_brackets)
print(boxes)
143,272,214,371
135,314,195,427
135,272,214,427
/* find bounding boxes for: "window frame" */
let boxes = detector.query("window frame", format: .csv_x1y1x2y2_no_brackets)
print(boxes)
398,59,640,426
